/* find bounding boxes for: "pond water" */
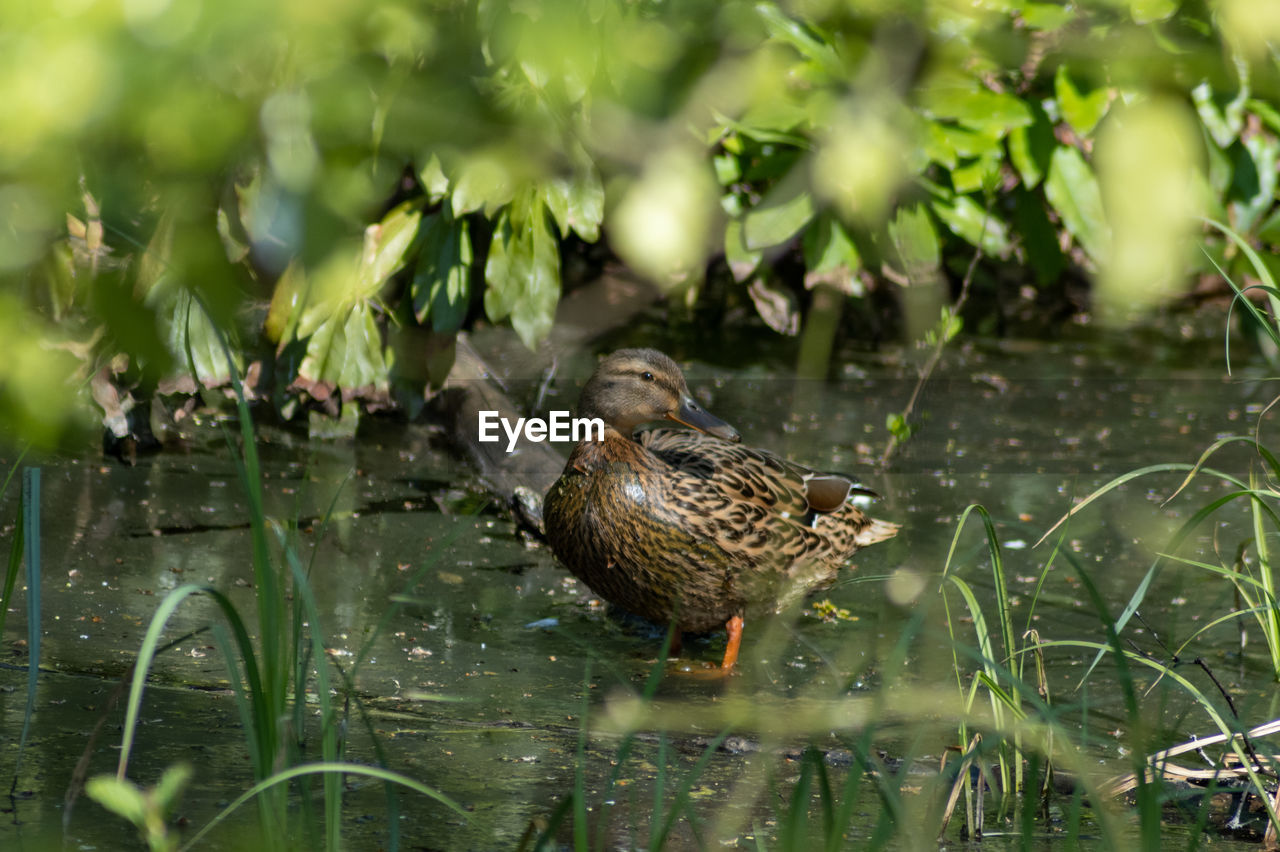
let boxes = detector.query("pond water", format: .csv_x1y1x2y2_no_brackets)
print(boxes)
3,315,1279,850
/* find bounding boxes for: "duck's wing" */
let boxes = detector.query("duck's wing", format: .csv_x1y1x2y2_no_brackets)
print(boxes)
639,428,897,578
638,428,876,519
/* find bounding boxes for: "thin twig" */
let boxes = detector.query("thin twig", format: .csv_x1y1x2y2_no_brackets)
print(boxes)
879,207,989,470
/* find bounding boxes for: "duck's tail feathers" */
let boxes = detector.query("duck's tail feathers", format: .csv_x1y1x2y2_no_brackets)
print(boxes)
855,518,900,548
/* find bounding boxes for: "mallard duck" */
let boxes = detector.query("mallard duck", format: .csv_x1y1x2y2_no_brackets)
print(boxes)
543,348,898,670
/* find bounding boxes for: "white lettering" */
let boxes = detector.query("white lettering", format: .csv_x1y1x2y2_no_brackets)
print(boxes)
478,410,499,442
574,417,604,441
549,410,569,442
501,416,524,454
478,411,606,453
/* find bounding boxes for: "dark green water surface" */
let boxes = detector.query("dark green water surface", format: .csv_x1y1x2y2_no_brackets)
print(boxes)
3,325,1278,850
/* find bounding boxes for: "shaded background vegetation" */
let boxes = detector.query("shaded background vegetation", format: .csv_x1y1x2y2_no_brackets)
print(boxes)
4,0,1280,447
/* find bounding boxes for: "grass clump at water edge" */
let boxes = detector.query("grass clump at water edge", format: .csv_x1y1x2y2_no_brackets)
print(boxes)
519,486,1280,849
78,339,464,851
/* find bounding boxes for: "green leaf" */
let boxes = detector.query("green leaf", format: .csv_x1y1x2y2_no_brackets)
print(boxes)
709,109,809,147
1054,65,1110,137
713,152,741,186
1044,145,1109,263
1193,80,1250,148
543,167,604,242
543,180,569,237
412,211,472,333
232,169,268,248
136,211,175,297
1012,187,1065,285
724,219,761,282
451,156,515,217
484,193,561,349
341,303,388,389
419,154,450,203
918,78,1033,137
215,205,250,263
742,181,815,251
886,412,913,441
483,211,516,324
1021,2,1075,29
172,287,239,387
1229,133,1279,234
360,200,422,293
755,1,843,80
1257,206,1280,246
1007,102,1055,189
1248,98,1280,137
86,776,148,826
929,194,1011,257
153,763,193,812
139,216,240,387
737,96,811,140
265,260,306,345
887,203,940,284
291,202,420,381
802,214,859,273
951,150,1003,194
924,121,1002,170
802,214,862,294
1129,0,1176,24
925,307,962,345
1203,129,1234,198
512,205,559,348
298,300,389,391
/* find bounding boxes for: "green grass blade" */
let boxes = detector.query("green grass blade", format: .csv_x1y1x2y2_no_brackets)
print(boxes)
210,623,262,762
177,762,464,852
573,663,590,852
1080,489,1261,682
1204,218,1280,372
779,749,814,850
811,747,834,842
115,584,269,779
10,468,40,794
651,729,732,849
0,443,31,642
281,536,344,848
595,622,678,849
527,790,576,851
1041,637,1280,832
203,298,288,726
1249,473,1280,678
1162,435,1279,503
824,733,874,852
0,488,24,651
650,733,667,846
1035,463,1246,548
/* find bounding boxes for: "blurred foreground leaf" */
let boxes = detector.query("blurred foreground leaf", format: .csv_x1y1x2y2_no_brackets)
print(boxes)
1044,146,1109,265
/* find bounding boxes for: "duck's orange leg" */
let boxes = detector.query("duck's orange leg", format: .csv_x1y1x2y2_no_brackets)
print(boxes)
668,616,743,678
720,615,744,670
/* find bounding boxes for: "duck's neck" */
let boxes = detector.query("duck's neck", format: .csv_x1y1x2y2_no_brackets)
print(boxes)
566,425,649,473
577,404,638,440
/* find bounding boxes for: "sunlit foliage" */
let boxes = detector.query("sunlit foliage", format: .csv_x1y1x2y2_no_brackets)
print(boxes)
2,0,1279,442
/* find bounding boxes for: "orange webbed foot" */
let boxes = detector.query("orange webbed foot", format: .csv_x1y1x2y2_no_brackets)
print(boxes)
667,615,743,680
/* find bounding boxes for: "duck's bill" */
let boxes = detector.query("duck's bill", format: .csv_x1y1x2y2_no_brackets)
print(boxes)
668,397,741,442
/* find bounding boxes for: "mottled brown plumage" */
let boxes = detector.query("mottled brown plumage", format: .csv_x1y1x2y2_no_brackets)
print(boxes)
543,349,898,667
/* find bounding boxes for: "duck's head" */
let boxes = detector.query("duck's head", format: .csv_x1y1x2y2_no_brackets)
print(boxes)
577,349,741,442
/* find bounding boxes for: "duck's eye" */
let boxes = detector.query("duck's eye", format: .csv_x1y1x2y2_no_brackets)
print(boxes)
641,371,655,382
